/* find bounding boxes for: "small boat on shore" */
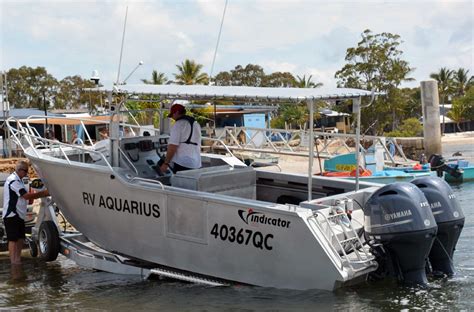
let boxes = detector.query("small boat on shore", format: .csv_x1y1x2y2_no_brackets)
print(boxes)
322,152,433,184
7,84,465,291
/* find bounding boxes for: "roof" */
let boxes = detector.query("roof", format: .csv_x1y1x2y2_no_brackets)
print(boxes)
1,108,63,120
107,84,380,103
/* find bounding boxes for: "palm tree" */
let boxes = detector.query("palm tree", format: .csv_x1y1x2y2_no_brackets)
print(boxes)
430,67,454,103
174,59,209,85
453,68,474,96
141,70,168,85
294,75,323,88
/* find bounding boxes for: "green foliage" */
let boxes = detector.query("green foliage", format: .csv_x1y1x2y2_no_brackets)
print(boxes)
174,59,209,85
141,70,168,85
264,72,296,87
384,117,423,137
335,29,415,134
270,104,308,129
56,75,96,109
453,68,473,97
125,99,162,127
448,86,474,131
214,64,309,88
6,66,98,110
294,75,323,88
430,67,454,103
7,66,58,109
430,67,473,101
214,64,266,86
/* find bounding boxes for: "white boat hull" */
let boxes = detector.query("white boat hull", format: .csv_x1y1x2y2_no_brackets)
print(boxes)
29,149,375,290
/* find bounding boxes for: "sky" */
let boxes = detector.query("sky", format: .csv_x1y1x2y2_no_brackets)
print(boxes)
0,0,472,89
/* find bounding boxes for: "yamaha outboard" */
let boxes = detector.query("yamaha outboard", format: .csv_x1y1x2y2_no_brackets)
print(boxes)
429,154,463,178
364,182,437,285
411,176,465,276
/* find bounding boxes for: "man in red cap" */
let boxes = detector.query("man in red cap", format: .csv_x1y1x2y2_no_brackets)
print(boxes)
160,102,201,173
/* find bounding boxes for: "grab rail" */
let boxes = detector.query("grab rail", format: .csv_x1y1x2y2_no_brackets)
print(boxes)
128,176,165,190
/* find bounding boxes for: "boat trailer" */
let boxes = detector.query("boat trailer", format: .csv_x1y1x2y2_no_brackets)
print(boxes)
32,196,227,287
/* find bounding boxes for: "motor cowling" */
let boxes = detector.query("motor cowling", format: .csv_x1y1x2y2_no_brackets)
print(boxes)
429,154,462,178
411,176,465,276
364,182,437,285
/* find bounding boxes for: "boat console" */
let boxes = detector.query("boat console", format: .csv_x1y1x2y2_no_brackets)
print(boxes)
119,134,170,179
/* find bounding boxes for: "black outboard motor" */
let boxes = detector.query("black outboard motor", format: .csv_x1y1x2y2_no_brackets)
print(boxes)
411,176,465,276
429,154,463,178
365,182,437,285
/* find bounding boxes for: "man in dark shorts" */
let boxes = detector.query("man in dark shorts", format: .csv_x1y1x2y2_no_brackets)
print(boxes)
3,160,49,265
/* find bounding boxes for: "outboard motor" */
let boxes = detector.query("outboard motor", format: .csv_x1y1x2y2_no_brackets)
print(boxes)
364,182,437,285
411,176,465,276
429,154,463,178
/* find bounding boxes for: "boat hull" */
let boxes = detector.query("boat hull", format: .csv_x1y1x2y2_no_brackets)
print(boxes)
28,150,372,290
445,167,474,183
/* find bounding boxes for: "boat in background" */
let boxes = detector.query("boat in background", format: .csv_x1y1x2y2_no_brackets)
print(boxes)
444,158,474,183
323,152,433,184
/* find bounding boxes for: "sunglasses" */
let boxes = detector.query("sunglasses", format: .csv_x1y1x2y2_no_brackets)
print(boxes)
19,168,29,173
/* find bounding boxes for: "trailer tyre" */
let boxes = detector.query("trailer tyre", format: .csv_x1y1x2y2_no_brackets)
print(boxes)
38,221,60,261
29,239,38,258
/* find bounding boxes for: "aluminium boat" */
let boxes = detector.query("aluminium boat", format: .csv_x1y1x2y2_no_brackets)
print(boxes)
8,84,464,290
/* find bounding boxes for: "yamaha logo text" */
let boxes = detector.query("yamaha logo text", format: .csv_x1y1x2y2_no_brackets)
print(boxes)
238,209,291,228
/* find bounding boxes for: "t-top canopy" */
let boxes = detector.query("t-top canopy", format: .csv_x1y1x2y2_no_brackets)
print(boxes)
110,84,380,103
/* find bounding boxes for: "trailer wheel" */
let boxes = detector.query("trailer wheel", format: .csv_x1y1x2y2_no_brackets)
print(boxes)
29,238,38,258
38,221,60,261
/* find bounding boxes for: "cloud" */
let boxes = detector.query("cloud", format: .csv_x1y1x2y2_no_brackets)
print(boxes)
1,0,472,89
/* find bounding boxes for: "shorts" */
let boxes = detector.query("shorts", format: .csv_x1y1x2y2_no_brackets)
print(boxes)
3,215,26,241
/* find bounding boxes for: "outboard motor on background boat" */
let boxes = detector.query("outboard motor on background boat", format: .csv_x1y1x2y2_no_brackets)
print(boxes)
364,182,437,285
429,154,463,178
411,176,464,276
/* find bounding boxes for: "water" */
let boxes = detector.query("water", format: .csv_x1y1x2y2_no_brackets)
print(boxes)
1,186,473,310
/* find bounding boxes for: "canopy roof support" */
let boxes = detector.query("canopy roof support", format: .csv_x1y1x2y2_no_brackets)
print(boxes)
308,100,314,201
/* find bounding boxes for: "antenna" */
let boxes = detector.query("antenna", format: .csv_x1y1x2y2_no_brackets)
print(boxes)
209,0,229,83
122,61,144,84
116,6,129,85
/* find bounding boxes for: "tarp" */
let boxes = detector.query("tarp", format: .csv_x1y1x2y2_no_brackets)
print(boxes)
103,84,381,103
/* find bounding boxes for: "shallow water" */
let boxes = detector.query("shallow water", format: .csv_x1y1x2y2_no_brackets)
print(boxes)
1,176,473,310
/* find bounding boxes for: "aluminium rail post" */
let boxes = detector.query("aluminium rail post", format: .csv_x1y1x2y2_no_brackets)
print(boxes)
354,97,361,191
308,99,314,201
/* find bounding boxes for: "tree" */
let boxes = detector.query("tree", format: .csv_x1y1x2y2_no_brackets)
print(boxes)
214,64,266,87
56,75,96,109
263,72,296,87
448,86,474,132
6,66,58,109
141,70,168,85
452,68,474,97
212,71,232,86
384,117,423,137
294,75,323,88
430,67,454,103
270,104,308,129
335,29,414,134
174,59,209,85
